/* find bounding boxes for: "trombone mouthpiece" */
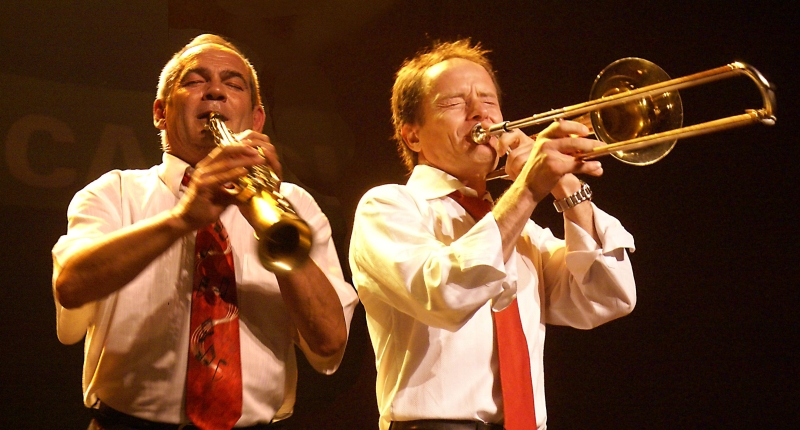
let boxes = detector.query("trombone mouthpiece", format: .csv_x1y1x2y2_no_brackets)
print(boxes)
471,123,489,145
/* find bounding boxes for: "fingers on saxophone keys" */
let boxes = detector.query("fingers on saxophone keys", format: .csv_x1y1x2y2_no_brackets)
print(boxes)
215,143,262,164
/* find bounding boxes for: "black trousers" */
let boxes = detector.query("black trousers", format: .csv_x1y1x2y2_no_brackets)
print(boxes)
88,401,288,430
389,420,505,430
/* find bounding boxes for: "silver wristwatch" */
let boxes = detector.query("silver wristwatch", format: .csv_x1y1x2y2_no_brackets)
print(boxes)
553,181,592,213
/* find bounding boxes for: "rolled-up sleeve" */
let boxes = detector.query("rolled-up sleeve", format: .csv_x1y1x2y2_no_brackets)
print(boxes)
539,203,637,329
51,172,124,344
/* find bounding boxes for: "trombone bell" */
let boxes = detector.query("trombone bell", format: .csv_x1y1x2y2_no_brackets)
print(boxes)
590,58,683,166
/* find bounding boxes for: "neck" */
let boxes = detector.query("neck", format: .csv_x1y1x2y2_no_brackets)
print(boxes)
460,175,487,196
164,137,215,168
418,162,489,195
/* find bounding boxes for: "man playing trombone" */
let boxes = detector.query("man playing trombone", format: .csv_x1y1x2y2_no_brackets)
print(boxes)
349,39,637,430
52,34,358,429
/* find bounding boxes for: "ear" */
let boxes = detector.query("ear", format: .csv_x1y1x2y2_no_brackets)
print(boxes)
401,123,422,153
153,99,166,130
252,104,266,133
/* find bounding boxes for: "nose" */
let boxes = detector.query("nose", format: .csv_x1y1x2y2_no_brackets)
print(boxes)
467,98,489,122
202,79,227,101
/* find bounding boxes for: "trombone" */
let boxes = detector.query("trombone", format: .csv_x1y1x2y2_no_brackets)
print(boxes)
477,58,776,179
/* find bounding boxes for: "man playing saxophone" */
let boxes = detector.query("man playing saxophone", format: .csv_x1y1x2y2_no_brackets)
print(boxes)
52,34,358,430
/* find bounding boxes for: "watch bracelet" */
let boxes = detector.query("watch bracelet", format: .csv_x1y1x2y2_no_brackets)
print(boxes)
553,181,592,213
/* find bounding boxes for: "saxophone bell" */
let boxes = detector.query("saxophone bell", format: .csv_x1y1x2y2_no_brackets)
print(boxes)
205,112,312,272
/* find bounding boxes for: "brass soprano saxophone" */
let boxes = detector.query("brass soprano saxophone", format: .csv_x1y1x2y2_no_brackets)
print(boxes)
206,112,312,272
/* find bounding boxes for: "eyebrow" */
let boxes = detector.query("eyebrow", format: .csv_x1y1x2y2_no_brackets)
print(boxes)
476,89,498,99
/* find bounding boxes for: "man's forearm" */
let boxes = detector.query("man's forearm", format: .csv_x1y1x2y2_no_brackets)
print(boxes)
493,178,538,262
54,210,191,309
276,261,347,358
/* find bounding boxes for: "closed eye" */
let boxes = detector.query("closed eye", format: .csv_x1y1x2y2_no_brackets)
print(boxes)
437,97,466,108
182,79,205,87
481,96,499,106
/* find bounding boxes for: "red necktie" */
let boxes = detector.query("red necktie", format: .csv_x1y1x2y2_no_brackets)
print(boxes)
448,191,537,430
186,219,243,430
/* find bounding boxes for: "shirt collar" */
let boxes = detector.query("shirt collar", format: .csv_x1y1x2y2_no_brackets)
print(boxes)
406,164,492,202
157,152,193,198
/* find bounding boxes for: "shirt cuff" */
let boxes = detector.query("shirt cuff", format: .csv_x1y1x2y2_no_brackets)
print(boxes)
565,203,636,253
593,204,636,253
564,203,636,277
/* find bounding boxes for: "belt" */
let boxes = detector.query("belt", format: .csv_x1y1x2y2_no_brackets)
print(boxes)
390,420,505,430
92,401,286,430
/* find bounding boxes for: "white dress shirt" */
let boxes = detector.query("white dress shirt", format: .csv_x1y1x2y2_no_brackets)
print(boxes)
349,165,636,430
52,152,359,426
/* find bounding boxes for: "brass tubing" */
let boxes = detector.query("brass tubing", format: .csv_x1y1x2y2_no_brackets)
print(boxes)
480,60,776,179
206,113,312,271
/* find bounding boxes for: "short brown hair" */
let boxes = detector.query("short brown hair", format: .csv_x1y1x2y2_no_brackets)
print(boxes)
391,39,500,172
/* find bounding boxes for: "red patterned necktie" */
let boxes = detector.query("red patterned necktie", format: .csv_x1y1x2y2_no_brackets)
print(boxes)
186,218,243,430
448,191,537,430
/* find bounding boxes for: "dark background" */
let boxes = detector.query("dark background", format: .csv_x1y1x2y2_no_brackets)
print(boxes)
1,1,797,429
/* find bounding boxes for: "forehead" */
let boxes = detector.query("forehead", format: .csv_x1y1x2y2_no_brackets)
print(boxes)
177,45,250,77
423,58,496,95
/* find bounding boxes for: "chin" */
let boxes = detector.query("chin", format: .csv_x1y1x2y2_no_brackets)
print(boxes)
474,151,497,168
